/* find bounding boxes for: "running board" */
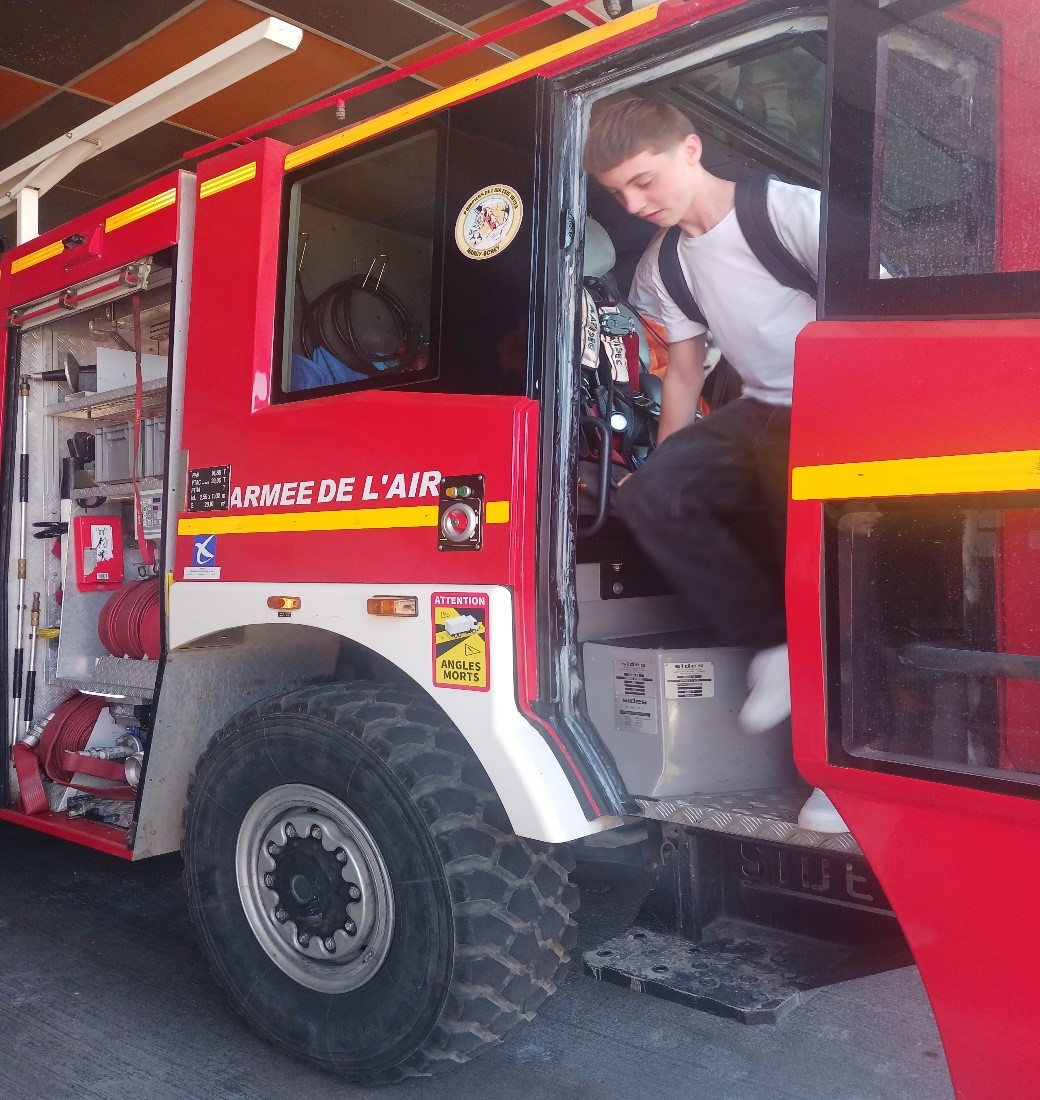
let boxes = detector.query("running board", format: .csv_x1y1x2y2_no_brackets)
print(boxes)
585,792,907,1023
634,787,861,855
584,918,910,1024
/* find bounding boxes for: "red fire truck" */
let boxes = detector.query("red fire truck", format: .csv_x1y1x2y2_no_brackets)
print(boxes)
1,0,1038,1092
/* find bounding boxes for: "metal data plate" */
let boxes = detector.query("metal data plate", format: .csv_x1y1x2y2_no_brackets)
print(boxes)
635,788,862,856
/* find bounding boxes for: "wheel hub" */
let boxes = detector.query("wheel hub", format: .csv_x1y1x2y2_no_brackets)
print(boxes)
268,828,356,940
236,784,395,993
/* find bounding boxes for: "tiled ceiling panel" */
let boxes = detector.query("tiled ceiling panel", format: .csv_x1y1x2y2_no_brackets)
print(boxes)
0,0,196,85
419,0,522,20
72,0,287,104
0,91,102,169
255,0,466,62
0,69,55,127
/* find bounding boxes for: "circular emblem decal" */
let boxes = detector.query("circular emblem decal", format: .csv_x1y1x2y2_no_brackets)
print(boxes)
454,185,524,260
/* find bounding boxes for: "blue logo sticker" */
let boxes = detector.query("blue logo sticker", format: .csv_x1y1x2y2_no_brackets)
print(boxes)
192,534,217,567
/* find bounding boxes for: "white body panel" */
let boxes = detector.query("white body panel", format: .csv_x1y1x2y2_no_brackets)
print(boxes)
161,581,622,845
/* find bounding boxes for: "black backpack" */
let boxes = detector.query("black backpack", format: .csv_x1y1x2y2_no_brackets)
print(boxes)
657,172,818,408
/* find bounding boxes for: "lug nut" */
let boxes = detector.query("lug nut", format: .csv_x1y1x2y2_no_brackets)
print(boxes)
323,937,337,952
297,932,311,948
347,885,361,901
310,824,322,840
335,848,348,863
284,822,297,838
266,841,281,856
264,873,275,888
274,908,287,922
344,921,357,935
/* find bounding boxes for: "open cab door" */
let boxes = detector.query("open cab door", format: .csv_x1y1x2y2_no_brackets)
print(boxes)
789,0,1040,1093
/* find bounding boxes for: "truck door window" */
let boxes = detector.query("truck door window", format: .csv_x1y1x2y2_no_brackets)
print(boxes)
278,127,441,399
869,6,997,279
829,501,1040,795
669,34,827,180
825,0,1040,317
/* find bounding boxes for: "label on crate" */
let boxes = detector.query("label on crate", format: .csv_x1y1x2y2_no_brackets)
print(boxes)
187,465,231,511
432,593,489,691
612,659,657,734
664,661,715,700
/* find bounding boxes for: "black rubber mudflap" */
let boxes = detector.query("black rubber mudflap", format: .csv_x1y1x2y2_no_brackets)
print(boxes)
583,918,912,1024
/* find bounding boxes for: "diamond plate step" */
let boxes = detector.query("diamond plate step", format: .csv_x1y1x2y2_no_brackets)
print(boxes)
635,787,861,855
583,919,909,1024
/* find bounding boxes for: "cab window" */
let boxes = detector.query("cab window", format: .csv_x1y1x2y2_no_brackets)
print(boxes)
277,127,442,400
825,0,1040,317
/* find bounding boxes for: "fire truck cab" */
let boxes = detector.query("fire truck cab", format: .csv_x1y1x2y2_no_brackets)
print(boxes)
1,0,1039,1092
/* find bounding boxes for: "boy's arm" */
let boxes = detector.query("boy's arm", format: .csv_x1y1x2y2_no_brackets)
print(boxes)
658,336,707,443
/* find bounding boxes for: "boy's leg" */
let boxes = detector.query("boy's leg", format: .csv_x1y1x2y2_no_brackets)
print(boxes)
614,398,785,648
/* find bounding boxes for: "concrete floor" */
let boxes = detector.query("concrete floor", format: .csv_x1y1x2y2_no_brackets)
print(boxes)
0,822,955,1100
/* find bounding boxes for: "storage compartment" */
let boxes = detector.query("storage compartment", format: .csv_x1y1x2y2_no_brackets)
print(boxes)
93,416,166,483
3,262,175,841
583,632,799,798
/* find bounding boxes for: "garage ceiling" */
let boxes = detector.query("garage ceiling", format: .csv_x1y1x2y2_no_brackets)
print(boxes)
0,0,589,241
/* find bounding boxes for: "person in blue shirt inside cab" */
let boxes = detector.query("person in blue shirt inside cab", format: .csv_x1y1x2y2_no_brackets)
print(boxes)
583,93,846,833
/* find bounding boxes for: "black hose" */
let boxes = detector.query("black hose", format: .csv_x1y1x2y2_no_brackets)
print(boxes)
298,272,422,377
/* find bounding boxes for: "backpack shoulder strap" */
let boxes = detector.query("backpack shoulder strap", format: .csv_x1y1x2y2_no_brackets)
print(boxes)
656,225,708,330
734,173,818,299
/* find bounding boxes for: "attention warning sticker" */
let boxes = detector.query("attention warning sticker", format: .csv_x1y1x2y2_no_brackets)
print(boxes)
432,592,489,692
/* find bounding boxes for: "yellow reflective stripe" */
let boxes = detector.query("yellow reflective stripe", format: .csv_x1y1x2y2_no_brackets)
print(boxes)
178,499,510,535
105,187,177,232
284,4,661,172
791,450,1040,501
199,162,257,198
10,240,64,274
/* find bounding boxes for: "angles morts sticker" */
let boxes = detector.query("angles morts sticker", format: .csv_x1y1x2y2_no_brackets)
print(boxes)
432,592,489,691
454,185,523,260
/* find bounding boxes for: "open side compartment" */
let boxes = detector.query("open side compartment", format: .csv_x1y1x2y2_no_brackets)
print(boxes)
2,256,179,854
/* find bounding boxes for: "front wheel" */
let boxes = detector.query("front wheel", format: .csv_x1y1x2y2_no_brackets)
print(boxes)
182,683,578,1083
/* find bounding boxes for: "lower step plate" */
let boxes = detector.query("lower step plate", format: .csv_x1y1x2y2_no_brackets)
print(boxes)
583,918,910,1024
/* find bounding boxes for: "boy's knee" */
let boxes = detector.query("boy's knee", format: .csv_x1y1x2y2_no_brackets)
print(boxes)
615,466,682,525
613,470,648,524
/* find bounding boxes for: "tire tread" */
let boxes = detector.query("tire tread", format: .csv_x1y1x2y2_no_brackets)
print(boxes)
183,681,578,1084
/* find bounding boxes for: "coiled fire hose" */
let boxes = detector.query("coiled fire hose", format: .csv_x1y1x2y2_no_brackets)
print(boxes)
14,693,135,815
298,271,422,376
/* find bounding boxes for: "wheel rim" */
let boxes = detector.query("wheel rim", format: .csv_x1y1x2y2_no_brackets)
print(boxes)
236,783,395,993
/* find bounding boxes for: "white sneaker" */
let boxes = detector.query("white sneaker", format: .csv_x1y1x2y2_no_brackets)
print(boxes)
738,644,791,734
798,788,849,833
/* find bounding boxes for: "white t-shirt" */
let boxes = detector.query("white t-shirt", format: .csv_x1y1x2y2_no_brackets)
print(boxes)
629,179,820,407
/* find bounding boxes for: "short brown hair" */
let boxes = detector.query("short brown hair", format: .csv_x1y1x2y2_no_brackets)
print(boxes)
582,95,697,176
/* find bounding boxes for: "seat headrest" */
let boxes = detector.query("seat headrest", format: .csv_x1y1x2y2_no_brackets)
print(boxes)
583,218,616,279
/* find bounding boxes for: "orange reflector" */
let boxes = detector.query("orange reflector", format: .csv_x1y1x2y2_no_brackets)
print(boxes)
366,596,419,617
267,596,302,610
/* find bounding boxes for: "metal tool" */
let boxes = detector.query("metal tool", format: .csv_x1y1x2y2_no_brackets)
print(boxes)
23,592,40,735
11,377,29,738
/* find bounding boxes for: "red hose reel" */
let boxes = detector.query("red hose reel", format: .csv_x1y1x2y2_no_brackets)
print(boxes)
98,579,161,660
15,581,161,814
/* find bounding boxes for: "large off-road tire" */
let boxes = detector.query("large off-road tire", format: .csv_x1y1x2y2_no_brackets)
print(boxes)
182,682,578,1084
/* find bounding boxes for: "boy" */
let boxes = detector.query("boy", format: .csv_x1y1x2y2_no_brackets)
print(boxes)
583,94,845,833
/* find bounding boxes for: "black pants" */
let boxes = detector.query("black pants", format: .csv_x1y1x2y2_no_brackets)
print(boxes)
614,397,791,648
